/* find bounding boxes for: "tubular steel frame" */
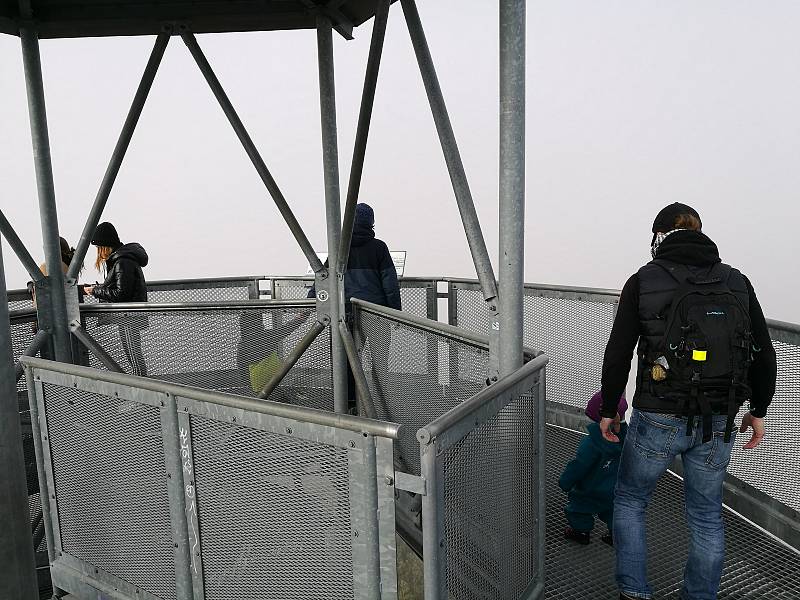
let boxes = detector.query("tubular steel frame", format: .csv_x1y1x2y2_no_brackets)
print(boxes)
1,1,528,594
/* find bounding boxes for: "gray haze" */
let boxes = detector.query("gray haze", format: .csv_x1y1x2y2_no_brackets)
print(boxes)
1,1,798,322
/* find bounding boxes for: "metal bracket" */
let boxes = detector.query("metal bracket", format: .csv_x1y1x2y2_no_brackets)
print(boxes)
394,471,427,496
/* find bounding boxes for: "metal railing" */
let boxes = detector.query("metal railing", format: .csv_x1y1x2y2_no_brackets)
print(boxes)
78,299,334,411
351,298,548,600
9,273,800,583
417,354,547,600
271,276,440,321
22,356,400,600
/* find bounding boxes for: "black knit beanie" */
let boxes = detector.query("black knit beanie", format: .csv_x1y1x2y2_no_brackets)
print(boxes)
652,203,702,234
91,222,121,248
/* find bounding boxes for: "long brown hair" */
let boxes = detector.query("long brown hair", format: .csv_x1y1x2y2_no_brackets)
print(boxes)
94,246,114,273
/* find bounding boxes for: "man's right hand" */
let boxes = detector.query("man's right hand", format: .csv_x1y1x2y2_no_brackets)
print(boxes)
600,417,621,443
740,413,765,449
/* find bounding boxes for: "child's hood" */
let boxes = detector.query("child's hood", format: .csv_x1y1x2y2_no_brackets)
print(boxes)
585,421,628,456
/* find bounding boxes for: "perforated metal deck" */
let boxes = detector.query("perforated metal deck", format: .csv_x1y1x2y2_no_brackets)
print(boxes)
545,425,800,599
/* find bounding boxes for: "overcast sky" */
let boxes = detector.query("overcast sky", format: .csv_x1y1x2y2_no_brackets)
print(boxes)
1,1,798,323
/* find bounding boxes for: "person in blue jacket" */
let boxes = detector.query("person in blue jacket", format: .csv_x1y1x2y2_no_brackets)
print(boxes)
559,391,628,545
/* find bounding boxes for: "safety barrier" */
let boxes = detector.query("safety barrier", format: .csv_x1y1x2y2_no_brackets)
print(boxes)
272,276,440,321
79,300,334,411
22,356,400,600
351,299,548,600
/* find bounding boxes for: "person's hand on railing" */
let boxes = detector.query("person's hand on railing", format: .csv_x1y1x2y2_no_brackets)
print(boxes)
599,416,621,443
740,413,765,449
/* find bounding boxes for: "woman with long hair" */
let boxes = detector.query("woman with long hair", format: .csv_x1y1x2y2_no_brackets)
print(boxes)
82,222,149,375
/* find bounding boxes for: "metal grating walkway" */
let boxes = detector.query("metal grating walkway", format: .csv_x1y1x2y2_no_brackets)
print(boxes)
545,425,800,599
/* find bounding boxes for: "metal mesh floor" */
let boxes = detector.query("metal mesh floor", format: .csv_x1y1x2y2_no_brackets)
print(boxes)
545,425,800,599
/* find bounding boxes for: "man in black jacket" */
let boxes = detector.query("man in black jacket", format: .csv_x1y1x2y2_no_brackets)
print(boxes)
599,203,777,600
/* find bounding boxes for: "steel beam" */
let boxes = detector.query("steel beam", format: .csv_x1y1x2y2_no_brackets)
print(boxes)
70,323,124,373
0,209,46,284
338,0,391,274
258,320,326,400
14,329,50,382
68,33,170,282
180,31,324,274
498,0,526,376
0,239,39,599
400,0,498,303
19,22,72,362
339,322,377,420
316,16,349,414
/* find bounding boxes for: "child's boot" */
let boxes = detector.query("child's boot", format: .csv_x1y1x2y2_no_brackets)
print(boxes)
564,527,590,545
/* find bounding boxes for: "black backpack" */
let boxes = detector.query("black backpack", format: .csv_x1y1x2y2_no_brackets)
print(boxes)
654,261,752,442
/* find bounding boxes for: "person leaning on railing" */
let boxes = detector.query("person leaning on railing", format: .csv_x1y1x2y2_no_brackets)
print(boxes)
82,222,149,376
598,203,777,600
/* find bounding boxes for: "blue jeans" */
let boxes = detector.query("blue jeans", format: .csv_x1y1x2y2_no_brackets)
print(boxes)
614,409,736,600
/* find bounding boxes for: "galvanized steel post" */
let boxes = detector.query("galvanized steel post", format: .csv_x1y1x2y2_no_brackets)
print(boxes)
498,0,526,376
180,31,324,275
0,242,39,599
0,209,47,284
316,15,349,414
400,0,498,303
69,33,170,281
338,0,391,273
19,22,72,362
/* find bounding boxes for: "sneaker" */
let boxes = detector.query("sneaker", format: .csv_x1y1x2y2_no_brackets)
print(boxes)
601,531,613,547
564,527,590,545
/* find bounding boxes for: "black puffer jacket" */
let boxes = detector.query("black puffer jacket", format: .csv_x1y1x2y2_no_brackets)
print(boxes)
600,230,777,419
92,243,148,303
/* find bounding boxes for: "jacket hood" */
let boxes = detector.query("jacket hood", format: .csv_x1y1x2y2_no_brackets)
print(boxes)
351,221,376,247
109,242,148,268
586,422,627,456
654,230,720,267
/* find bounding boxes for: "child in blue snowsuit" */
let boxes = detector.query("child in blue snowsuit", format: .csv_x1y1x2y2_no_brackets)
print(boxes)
559,391,628,545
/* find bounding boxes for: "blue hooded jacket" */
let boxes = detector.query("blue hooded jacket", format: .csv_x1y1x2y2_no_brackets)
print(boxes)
309,204,401,311
558,422,628,513
343,219,401,310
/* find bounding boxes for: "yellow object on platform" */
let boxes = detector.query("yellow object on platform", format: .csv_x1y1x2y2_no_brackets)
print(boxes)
249,352,283,392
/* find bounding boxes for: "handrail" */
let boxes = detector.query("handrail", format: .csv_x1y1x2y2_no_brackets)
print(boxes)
79,299,315,313
21,356,402,440
352,297,541,359
352,297,490,348
446,277,622,298
417,353,548,444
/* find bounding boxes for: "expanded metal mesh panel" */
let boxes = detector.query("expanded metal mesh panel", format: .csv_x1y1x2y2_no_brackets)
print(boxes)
82,306,333,411
9,297,35,311
728,338,800,512
11,314,38,394
355,310,486,475
399,285,431,319
273,280,313,300
521,294,616,409
41,384,175,599
545,425,800,599
146,284,252,303
441,390,539,600
454,285,617,410
189,416,354,600
453,287,489,333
